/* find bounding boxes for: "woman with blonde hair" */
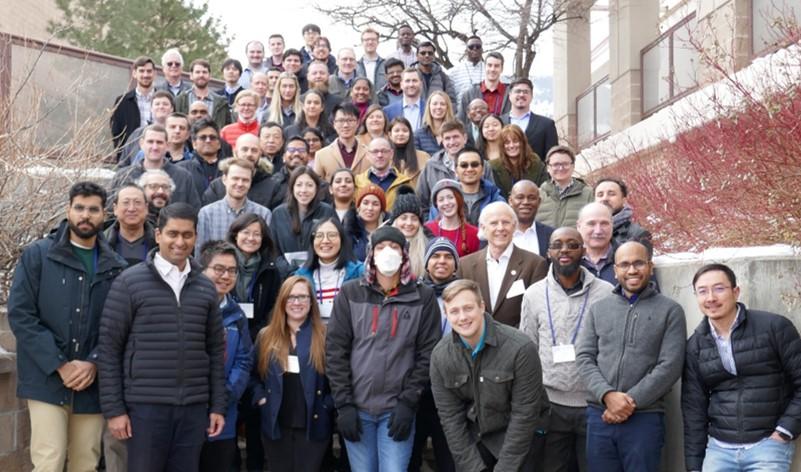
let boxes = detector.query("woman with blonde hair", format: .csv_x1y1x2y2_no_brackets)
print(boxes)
267,72,302,128
253,275,333,472
414,91,454,155
490,124,548,198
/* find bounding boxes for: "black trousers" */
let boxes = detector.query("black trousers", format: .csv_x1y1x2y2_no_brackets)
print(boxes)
239,387,266,471
126,403,207,472
199,438,237,472
543,403,586,472
478,434,547,472
408,387,455,472
263,427,329,472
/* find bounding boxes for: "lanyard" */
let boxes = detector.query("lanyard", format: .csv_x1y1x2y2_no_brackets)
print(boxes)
246,270,259,301
545,284,590,346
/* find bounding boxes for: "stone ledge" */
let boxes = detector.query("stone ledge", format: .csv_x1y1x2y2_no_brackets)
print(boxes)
0,353,16,375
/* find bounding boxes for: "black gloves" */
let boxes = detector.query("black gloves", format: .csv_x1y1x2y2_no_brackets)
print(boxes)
387,401,416,441
337,404,362,442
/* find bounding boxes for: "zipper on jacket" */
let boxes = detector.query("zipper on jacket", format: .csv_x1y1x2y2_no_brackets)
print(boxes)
614,304,636,390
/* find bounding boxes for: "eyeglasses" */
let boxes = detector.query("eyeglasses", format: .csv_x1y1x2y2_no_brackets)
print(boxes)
466,44,482,50
237,103,256,108
548,162,572,169
118,200,146,208
369,149,393,155
334,118,357,125
239,230,262,239
548,242,582,251
511,88,532,95
286,147,307,154
144,183,171,191
166,61,181,67
71,204,103,215
210,265,238,277
314,231,340,241
615,260,649,271
458,161,482,169
418,50,434,56
695,285,732,297
287,294,311,304
196,134,219,142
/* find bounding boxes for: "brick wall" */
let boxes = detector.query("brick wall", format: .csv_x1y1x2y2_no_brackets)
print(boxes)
0,307,31,471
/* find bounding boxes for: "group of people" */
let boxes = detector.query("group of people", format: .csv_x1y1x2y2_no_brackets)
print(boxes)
8,20,801,472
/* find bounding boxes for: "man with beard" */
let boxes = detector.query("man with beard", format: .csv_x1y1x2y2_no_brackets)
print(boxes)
594,177,652,251
202,133,279,209
520,227,614,472
306,60,342,120
138,169,174,225
268,135,316,209
175,59,232,130
510,180,553,256
376,58,404,107
105,183,157,266
9,182,127,472
178,118,225,197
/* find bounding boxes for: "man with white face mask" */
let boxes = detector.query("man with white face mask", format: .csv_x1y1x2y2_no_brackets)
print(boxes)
326,226,441,472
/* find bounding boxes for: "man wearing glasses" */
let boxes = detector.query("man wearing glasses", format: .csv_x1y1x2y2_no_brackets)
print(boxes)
314,102,370,181
155,48,192,97
501,77,559,163
577,241,686,472
520,227,614,472
449,35,486,99
682,263,801,472
449,147,504,226
354,137,413,211
179,118,226,198
535,145,594,228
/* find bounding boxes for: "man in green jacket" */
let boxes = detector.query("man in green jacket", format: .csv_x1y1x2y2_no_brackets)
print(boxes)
535,145,593,228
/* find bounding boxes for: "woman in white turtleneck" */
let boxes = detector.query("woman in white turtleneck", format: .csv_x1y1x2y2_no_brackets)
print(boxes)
293,217,364,322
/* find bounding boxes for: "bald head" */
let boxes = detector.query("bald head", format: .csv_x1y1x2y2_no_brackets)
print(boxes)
613,241,653,295
577,202,613,223
551,226,582,243
577,202,613,251
549,227,585,277
235,133,261,163
509,180,541,226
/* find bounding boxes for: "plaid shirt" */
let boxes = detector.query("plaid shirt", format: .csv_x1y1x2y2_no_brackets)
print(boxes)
135,89,154,127
195,198,272,254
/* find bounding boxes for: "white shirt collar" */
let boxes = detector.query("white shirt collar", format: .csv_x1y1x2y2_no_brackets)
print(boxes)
486,242,514,263
154,252,191,278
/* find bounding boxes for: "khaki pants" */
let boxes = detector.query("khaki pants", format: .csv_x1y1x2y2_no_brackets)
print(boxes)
28,399,105,472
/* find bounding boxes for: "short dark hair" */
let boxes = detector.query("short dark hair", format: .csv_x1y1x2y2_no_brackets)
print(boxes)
333,102,360,119
157,202,197,230
456,146,482,166
440,119,466,136
260,121,283,134
283,49,302,61
221,58,243,74
69,181,107,208
417,41,435,52
314,37,331,50
268,33,284,42
546,145,576,164
166,112,189,125
191,118,220,140
132,56,155,69
384,58,404,72
467,34,482,43
510,77,533,91
302,23,321,34
693,263,738,288
595,177,628,197
199,240,238,270
285,135,310,153
113,183,145,204
189,58,211,73
227,213,275,257
152,90,175,108
486,51,504,65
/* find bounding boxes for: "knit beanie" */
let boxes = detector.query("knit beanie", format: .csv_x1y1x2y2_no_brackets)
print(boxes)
356,184,387,212
424,237,459,270
390,186,422,222
370,225,407,249
430,179,462,205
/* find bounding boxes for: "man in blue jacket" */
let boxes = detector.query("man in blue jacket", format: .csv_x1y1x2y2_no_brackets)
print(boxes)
8,181,127,471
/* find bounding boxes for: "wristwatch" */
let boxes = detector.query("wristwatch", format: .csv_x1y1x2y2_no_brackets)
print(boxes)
777,430,793,441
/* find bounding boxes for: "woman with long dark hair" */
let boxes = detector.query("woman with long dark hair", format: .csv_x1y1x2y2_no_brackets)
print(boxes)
284,90,336,144
253,276,333,472
344,184,386,262
349,77,375,123
329,168,356,222
270,166,336,267
476,113,504,161
490,124,548,198
388,117,429,188
294,217,364,321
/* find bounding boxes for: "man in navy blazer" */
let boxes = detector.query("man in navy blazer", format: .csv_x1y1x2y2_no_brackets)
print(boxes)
383,68,425,131
509,180,554,257
110,56,156,162
500,77,559,162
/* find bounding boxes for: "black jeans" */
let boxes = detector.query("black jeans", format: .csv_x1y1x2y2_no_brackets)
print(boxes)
543,403,586,472
263,427,329,472
126,403,207,472
408,387,455,472
199,438,237,472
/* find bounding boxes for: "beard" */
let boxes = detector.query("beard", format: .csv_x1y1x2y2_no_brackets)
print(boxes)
69,219,102,239
553,259,582,277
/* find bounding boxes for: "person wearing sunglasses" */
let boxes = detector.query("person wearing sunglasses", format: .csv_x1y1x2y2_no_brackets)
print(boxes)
253,276,334,472
412,41,457,106
448,35,486,100
520,228,614,472
446,147,505,226
155,48,191,97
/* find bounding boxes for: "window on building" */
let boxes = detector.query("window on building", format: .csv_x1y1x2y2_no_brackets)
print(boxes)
752,0,801,55
576,77,611,147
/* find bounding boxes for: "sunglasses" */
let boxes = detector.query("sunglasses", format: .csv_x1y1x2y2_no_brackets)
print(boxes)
458,161,482,169
467,44,482,50
166,61,181,67
418,50,434,56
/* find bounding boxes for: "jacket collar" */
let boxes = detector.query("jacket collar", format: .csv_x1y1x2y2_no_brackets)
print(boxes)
612,281,659,303
695,302,749,336
144,247,203,280
47,220,127,274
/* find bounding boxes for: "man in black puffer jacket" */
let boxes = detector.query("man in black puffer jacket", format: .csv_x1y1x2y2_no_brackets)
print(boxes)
99,203,227,472
682,263,801,472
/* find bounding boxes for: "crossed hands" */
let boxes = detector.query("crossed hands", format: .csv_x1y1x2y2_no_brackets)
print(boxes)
57,360,96,391
602,391,636,424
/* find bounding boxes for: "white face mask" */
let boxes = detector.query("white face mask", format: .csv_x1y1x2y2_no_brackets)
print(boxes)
374,247,403,276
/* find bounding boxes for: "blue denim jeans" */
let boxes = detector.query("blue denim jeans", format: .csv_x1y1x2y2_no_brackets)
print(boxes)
343,410,415,472
702,436,795,471
585,406,664,472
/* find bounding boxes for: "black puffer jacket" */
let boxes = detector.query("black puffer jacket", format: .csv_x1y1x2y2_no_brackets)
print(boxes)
682,304,801,471
98,251,227,418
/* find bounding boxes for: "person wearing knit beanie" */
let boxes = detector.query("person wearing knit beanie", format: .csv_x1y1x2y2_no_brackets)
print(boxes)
370,225,407,249
424,237,459,272
356,184,387,213
389,186,422,223
389,186,428,277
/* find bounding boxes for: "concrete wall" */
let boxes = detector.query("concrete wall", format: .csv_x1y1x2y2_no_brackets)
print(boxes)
0,307,31,471
654,247,801,471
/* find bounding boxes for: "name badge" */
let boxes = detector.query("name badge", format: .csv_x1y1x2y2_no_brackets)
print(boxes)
287,355,300,374
506,279,526,299
239,303,254,319
552,344,576,364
